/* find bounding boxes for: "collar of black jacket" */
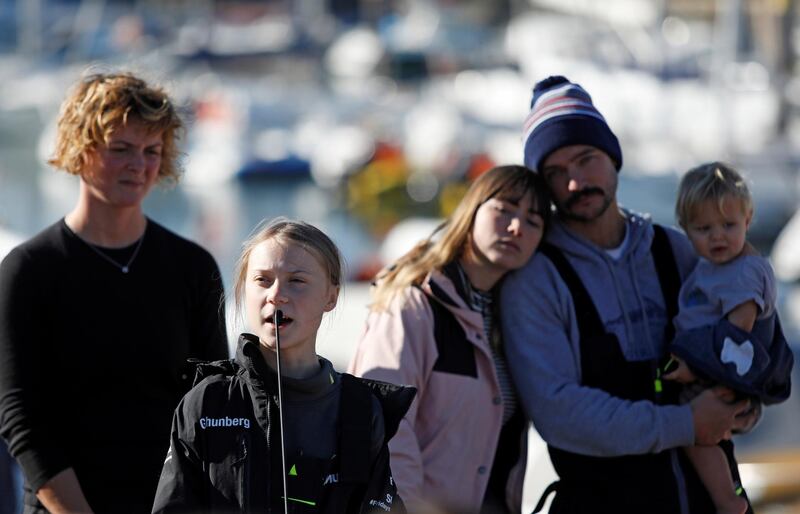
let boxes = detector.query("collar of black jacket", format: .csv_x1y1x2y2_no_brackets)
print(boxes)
236,333,279,391
235,333,339,401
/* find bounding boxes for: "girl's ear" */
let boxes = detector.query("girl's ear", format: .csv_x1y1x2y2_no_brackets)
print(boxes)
323,285,340,312
745,207,754,230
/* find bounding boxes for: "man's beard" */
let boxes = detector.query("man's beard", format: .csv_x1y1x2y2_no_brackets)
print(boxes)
557,187,612,222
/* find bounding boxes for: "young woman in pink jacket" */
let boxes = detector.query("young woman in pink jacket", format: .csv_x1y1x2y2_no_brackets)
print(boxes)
349,165,550,514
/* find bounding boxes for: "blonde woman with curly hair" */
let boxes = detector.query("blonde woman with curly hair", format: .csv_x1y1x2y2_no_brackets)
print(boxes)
349,165,550,514
0,72,228,514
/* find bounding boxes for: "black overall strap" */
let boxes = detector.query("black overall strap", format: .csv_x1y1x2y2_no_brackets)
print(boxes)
540,225,682,378
540,224,680,340
650,224,680,343
649,224,682,403
538,243,605,337
338,374,373,483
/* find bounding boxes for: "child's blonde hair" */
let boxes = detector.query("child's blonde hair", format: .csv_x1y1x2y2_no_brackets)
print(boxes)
48,72,183,184
675,161,753,229
233,218,343,322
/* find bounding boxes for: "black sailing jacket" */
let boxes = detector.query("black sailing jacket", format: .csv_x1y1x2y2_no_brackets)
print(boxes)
152,334,416,514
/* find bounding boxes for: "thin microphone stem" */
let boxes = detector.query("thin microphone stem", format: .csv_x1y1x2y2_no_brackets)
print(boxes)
274,309,289,514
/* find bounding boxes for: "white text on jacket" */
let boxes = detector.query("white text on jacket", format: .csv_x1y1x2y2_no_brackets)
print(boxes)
199,416,251,429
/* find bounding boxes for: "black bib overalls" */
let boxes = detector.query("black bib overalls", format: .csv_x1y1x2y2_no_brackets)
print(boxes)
533,225,752,514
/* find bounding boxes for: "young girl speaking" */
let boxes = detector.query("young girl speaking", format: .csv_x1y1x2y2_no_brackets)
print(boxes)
153,219,415,513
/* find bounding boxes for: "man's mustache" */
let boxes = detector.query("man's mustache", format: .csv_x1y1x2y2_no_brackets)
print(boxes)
565,188,605,209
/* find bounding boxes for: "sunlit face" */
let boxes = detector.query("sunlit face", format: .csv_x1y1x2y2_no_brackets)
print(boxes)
685,195,751,265
540,145,617,222
81,117,163,209
245,238,339,362
467,192,545,278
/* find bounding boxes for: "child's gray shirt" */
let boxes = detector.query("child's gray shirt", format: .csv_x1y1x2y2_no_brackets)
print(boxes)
674,254,776,333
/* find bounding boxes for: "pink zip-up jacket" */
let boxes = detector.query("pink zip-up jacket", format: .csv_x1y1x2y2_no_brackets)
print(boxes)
348,268,526,514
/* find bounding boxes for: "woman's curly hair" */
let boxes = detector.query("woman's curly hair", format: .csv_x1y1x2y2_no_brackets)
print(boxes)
48,72,184,184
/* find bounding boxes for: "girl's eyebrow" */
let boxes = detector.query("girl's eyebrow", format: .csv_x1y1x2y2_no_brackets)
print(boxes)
252,268,312,275
494,196,544,217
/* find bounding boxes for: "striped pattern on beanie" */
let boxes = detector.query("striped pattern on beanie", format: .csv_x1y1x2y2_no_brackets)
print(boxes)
522,75,622,172
522,81,609,146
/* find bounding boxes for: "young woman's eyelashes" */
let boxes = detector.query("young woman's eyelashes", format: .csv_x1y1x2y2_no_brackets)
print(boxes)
492,199,542,228
526,215,543,228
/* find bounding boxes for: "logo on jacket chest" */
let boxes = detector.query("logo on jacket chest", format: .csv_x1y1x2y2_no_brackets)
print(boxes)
199,416,251,429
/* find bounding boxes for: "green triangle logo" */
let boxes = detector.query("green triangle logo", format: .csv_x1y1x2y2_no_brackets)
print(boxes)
289,464,298,476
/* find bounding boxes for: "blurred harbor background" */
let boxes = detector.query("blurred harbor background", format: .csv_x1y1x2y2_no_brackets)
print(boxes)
3,0,800,511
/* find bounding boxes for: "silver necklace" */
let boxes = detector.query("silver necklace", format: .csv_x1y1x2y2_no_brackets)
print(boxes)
84,233,145,274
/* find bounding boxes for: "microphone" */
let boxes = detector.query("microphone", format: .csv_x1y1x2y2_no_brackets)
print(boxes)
273,308,289,514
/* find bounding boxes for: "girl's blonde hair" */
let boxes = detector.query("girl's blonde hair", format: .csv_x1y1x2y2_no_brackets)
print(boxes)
675,161,753,229
370,165,549,311
48,72,183,184
233,218,343,321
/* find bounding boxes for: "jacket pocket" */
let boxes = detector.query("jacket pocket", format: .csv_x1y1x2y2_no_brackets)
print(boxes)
235,435,249,511
208,431,250,510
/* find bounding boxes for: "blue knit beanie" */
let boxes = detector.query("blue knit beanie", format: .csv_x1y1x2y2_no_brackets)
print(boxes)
522,76,622,173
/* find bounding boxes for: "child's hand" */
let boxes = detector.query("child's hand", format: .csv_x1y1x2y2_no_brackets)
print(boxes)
663,355,697,384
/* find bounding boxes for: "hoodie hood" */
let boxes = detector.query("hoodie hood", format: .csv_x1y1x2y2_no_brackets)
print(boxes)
544,209,673,361
546,208,652,263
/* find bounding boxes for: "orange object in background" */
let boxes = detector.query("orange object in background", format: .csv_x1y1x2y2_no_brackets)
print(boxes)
739,449,800,513
466,152,495,181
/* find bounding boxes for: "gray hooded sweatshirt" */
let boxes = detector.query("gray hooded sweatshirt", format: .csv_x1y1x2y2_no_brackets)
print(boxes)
501,209,698,456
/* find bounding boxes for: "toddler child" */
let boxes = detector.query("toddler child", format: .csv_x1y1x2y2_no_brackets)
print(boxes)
666,162,793,514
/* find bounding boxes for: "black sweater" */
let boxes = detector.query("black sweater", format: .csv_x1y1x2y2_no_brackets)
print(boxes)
0,219,228,513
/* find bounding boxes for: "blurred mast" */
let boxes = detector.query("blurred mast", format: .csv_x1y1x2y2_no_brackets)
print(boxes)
771,0,795,138
65,0,107,62
16,0,42,56
711,0,796,146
